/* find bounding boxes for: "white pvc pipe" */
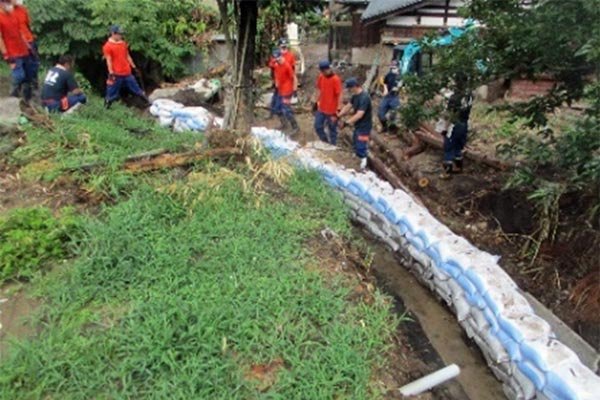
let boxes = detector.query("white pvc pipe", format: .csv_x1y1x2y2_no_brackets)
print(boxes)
399,364,461,396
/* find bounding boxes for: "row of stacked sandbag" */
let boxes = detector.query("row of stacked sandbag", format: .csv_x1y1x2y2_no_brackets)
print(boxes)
250,126,599,400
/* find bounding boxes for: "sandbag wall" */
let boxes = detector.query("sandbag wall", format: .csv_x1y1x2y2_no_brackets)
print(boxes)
250,127,599,400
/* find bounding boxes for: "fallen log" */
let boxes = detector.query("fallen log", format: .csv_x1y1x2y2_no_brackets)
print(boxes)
341,130,428,198
368,151,411,193
124,147,241,173
66,147,240,173
370,132,431,188
416,125,513,170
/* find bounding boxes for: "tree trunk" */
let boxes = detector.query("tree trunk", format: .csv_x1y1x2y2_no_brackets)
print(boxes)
216,0,258,131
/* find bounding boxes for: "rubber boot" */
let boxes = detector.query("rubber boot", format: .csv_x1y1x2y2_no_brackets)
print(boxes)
288,115,300,136
360,157,368,170
453,157,463,173
439,162,453,180
276,116,288,131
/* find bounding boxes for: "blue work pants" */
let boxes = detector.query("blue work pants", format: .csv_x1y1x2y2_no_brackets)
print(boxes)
443,121,468,163
105,74,145,102
314,111,338,145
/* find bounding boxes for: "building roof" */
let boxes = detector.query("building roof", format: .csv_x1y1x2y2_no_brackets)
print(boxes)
361,0,425,23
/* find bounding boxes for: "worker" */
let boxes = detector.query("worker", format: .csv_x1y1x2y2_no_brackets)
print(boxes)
278,38,296,72
272,48,299,135
438,80,473,179
267,47,279,119
12,0,38,90
41,55,87,113
0,0,33,100
378,61,401,133
313,60,342,145
338,78,373,170
102,25,148,109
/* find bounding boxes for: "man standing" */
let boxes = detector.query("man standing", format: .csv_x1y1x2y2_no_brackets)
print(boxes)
102,25,148,109
314,60,342,145
378,61,400,133
272,49,299,135
279,38,296,72
338,78,373,170
438,79,473,179
41,55,87,113
267,47,279,119
12,0,38,90
0,0,32,100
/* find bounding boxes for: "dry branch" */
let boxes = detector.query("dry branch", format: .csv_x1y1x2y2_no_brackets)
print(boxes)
124,148,241,173
67,147,241,173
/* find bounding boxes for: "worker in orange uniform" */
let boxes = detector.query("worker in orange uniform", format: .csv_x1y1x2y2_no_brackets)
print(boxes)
313,60,342,145
272,48,299,135
279,37,298,102
0,0,33,100
102,25,148,109
11,0,38,90
278,38,296,72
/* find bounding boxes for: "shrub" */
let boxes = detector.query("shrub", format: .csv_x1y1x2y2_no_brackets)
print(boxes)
0,207,80,284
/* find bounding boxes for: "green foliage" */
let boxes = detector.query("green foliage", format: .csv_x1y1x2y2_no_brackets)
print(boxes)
0,207,79,284
27,0,219,78
255,0,322,62
11,96,201,197
0,176,396,399
401,0,599,254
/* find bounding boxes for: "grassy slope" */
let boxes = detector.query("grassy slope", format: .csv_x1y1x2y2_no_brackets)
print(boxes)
0,97,397,399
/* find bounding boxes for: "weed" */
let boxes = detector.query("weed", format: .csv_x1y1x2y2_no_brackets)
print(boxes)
0,207,80,284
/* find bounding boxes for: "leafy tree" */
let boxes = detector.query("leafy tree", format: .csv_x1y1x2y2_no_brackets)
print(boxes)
27,0,218,80
400,0,599,260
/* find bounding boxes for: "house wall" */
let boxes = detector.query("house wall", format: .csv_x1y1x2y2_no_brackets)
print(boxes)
382,0,466,44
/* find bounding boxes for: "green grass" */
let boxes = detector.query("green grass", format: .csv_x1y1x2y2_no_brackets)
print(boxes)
0,170,397,399
0,207,80,284
11,98,202,196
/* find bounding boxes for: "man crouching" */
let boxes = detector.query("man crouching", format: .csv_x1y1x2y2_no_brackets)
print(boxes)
41,55,87,113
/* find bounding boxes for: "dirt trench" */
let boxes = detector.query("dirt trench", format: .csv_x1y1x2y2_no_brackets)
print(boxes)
367,236,506,400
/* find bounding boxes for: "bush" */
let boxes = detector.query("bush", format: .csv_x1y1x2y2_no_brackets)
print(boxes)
0,207,80,284
28,0,219,79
